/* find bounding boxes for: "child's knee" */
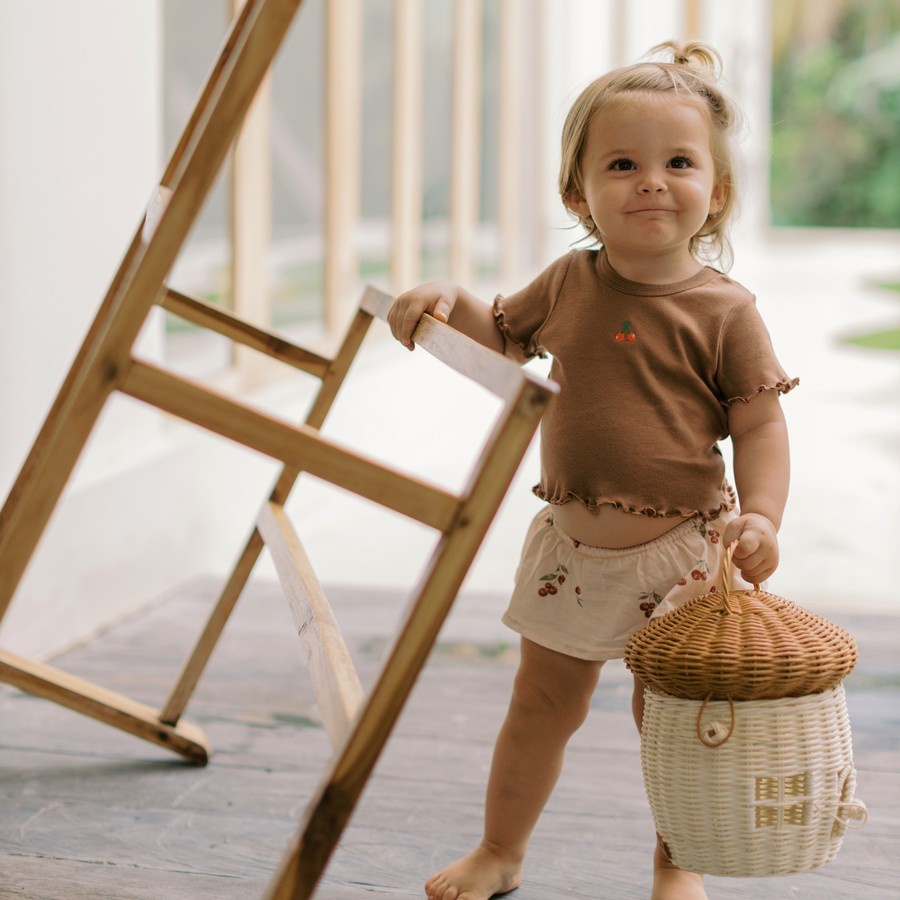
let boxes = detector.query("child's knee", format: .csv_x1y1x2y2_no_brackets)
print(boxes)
510,646,599,733
511,676,590,734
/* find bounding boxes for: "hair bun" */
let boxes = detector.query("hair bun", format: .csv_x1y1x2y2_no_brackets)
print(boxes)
651,40,723,78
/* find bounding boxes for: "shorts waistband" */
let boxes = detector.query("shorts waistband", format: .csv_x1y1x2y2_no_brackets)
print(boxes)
548,512,704,559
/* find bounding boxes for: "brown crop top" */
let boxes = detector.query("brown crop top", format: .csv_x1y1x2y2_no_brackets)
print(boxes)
493,249,798,519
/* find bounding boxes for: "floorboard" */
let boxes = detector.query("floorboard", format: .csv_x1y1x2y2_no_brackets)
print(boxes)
1,579,898,899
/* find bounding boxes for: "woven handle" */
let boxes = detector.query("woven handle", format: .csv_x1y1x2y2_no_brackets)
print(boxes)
718,540,761,615
697,535,768,743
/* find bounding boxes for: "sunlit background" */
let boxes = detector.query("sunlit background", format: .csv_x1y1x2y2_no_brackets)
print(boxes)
0,0,897,659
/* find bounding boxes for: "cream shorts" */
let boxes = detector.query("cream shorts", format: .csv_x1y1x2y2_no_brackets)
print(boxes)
502,506,754,661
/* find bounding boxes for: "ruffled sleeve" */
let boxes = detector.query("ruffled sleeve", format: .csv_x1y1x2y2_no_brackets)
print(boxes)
492,252,574,359
715,297,799,405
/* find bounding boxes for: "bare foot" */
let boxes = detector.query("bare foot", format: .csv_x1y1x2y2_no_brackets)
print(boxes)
651,841,707,900
424,842,523,900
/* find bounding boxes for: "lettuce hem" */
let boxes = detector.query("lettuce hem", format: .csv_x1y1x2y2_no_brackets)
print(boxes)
532,484,737,524
723,377,799,406
492,296,547,360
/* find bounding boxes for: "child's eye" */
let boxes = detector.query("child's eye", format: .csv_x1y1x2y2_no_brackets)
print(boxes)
609,158,636,171
669,156,693,169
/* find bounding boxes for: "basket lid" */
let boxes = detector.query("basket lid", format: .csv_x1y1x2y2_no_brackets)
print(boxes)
624,545,857,701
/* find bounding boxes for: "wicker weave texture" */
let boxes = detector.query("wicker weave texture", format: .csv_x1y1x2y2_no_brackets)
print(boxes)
624,587,858,701
641,686,867,877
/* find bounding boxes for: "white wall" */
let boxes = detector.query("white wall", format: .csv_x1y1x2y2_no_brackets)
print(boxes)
0,1,276,659
0,2,161,490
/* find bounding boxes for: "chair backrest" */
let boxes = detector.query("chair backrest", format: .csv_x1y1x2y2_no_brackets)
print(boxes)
0,2,558,895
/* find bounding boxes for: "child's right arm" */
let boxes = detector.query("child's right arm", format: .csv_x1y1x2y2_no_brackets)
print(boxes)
387,281,506,356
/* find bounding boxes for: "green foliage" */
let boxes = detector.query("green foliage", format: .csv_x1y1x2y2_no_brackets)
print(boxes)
843,281,900,350
844,328,900,349
771,0,900,228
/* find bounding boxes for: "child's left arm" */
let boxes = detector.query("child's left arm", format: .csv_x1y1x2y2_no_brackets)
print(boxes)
722,390,790,583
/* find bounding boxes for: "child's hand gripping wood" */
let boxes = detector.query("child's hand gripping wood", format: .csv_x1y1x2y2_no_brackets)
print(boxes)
387,281,461,350
387,281,505,356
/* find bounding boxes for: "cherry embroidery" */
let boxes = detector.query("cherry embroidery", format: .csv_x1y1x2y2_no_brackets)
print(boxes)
537,565,566,597
538,565,583,606
692,521,721,543
639,590,663,618
614,321,637,343
690,561,711,581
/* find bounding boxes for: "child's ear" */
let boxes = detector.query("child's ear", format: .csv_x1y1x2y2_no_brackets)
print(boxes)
709,176,729,217
564,192,590,218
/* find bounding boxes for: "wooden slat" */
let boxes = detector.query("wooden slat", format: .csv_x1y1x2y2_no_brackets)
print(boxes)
498,0,523,281
160,305,376,727
356,283,403,323
0,648,209,765
230,0,275,387
528,0,550,266
160,530,264,727
265,374,556,898
684,0,702,39
119,360,459,532
324,0,362,330
159,288,330,378
449,0,482,284
390,0,424,293
291,306,374,433
257,502,364,749
359,285,556,403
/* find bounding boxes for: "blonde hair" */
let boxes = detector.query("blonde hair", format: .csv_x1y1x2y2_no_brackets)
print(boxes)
558,41,742,270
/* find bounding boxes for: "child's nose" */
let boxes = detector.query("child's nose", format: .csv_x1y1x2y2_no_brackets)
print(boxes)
639,169,668,192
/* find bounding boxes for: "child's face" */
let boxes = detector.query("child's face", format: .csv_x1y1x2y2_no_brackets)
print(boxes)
566,93,727,277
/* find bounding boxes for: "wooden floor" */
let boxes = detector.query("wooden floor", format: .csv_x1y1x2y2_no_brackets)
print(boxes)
1,578,898,899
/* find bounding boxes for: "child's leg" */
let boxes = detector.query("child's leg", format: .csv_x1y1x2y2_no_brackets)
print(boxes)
425,638,602,900
632,675,708,900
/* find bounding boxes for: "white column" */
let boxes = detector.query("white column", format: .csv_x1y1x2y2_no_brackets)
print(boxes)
497,0,524,281
324,0,363,331
0,0,164,500
449,0,482,284
231,0,274,387
391,0,424,294
705,0,772,241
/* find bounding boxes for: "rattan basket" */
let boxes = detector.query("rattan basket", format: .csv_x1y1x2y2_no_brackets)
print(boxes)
641,685,867,877
624,548,857,700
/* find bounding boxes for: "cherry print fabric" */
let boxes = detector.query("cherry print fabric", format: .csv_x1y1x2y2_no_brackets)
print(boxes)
502,505,755,661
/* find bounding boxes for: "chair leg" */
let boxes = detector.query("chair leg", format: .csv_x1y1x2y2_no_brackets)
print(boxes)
0,648,209,765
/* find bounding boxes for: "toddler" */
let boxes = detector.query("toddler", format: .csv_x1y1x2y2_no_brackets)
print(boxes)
388,41,796,900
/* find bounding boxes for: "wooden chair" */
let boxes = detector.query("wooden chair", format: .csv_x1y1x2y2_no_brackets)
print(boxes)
0,1,558,896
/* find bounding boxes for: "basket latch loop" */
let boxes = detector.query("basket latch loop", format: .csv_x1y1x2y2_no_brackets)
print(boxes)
695,695,735,748
837,800,868,828
833,765,868,834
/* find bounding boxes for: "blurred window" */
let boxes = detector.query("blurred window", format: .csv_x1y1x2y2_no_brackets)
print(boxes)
771,0,900,228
